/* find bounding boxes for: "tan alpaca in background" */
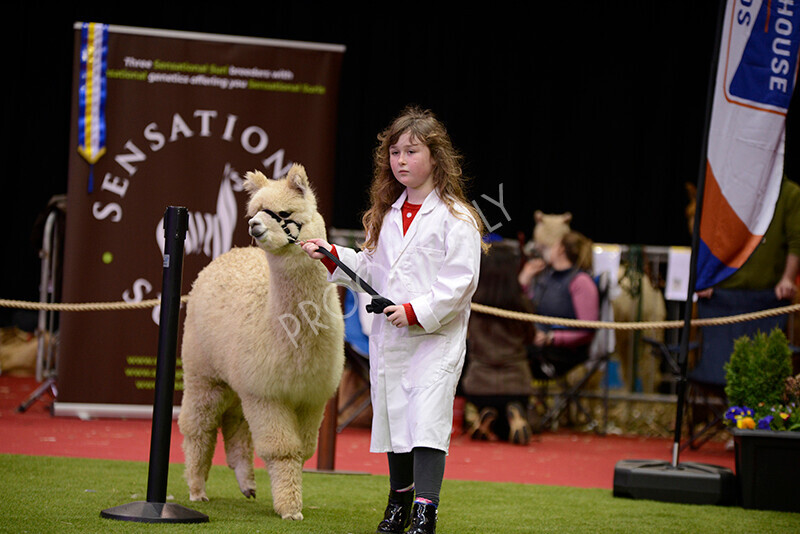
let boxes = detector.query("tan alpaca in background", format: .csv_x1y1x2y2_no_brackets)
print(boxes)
178,164,344,520
526,210,592,273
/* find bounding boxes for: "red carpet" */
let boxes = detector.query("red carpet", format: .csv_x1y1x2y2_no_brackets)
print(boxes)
0,375,735,489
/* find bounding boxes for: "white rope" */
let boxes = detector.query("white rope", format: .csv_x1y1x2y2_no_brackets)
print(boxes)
470,301,800,330
2,296,798,331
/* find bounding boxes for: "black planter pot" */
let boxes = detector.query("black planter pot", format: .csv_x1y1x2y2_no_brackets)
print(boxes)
733,428,800,513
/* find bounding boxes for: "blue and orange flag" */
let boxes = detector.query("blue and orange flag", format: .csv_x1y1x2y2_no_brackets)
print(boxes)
697,0,800,290
77,22,109,193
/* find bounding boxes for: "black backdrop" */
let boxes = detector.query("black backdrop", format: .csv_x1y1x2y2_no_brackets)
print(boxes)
2,1,798,326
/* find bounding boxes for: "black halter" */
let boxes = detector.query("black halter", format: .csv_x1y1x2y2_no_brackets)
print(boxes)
262,209,303,243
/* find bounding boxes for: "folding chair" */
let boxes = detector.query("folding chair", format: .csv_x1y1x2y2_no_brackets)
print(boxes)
17,195,66,413
538,271,614,435
686,288,789,449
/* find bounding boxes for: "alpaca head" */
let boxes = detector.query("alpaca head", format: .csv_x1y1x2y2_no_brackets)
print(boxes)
532,210,572,249
523,210,572,259
244,164,322,252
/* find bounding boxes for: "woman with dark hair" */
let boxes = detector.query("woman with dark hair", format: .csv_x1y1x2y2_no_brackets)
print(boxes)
462,240,536,445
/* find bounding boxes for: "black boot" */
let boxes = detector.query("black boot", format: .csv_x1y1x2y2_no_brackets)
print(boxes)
376,489,414,534
407,501,437,534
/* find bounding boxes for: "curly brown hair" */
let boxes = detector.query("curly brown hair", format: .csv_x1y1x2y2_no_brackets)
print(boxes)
360,105,488,253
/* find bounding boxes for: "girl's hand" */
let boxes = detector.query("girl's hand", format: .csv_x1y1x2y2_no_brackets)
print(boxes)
384,305,409,328
299,238,332,259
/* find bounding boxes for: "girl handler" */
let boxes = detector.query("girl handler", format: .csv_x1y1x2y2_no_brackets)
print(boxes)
301,105,485,534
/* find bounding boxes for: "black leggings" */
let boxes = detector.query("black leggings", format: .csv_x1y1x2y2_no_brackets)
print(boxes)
387,447,446,505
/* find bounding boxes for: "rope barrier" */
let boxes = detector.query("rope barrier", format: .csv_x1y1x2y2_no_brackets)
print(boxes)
470,301,800,330
0,296,189,312
1,297,799,330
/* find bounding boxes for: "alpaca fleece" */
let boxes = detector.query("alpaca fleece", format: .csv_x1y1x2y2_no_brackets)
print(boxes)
178,164,344,520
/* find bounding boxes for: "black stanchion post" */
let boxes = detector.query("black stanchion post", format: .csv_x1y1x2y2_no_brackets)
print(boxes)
147,206,188,503
101,206,208,523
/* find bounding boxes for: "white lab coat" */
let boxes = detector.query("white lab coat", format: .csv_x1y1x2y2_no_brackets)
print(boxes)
330,189,481,453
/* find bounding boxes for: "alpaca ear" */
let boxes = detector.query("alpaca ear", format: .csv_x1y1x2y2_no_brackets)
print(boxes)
243,170,269,196
286,163,309,195
562,212,573,224
534,210,543,222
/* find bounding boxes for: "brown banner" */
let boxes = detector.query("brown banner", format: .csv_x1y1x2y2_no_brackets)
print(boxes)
55,23,344,415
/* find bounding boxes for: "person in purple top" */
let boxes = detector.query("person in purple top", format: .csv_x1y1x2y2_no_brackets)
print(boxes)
518,231,599,379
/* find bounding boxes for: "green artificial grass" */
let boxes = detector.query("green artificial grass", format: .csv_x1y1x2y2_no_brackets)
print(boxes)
0,454,797,533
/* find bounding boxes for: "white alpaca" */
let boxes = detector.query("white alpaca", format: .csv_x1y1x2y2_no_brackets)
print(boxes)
178,164,344,520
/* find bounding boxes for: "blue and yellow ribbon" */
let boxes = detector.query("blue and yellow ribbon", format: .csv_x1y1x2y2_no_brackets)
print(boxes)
77,22,108,193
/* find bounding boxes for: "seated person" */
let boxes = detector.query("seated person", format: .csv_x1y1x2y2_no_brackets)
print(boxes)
518,231,599,379
698,177,800,303
462,240,536,445
693,178,800,384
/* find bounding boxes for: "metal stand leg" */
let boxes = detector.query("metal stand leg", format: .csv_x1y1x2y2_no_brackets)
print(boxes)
16,377,57,413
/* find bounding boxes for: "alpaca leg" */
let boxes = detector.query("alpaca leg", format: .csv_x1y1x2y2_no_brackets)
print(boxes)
179,381,229,502
297,403,326,462
221,397,256,499
265,456,305,521
240,394,304,520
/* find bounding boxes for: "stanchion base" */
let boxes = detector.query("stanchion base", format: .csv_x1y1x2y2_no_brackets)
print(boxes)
613,459,736,506
101,501,209,523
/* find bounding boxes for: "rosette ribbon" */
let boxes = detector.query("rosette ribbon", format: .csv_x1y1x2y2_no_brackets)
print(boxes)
77,22,109,193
